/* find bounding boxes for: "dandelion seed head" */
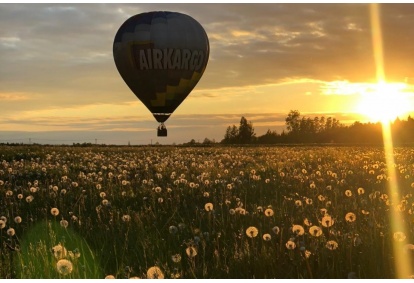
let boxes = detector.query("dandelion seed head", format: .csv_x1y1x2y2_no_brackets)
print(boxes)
286,240,296,250
60,219,69,228
246,226,259,238
262,233,271,241
122,214,131,222
56,259,73,275
309,226,323,237
6,228,15,236
186,246,198,258
50,207,60,216
326,240,339,250
14,216,22,224
264,208,274,217
292,224,305,236
345,212,357,223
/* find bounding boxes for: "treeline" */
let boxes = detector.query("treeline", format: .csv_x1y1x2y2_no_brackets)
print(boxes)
221,110,414,145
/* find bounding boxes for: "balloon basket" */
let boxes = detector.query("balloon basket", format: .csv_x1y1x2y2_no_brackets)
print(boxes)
157,123,167,137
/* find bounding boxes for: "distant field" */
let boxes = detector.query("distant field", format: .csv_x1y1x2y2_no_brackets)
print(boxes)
0,145,413,279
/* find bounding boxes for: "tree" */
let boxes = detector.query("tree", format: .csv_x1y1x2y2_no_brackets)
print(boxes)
238,116,256,143
285,110,301,133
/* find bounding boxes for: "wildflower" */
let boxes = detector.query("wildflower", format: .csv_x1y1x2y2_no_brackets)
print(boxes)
309,183,316,189
204,202,214,211
186,246,197,258
246,226,259,238
122,215,131,222
52,185,59,192
147,266,164,279
105,275,115,279
102,199,109,206
264,208,274,217
305,198,313,205
304,250,312,258
286,240,296,250
357,187,365,195
257,206,263,213
171,253,182,263
6,190,13,197
295,200,302,207
394,232,406,242
263,233,272,241
292,224,305,236
321,215,335,227
26,195,34,203
56,259,73,275
100,192,106,198
7,228,15,236
30,187,37,193
361,209,370,215
303,218,312,226
203,192,209,197
345,212,357,223
154,186,162,193
326,240,339,250
272,226,280,235
318,195,325,202
0,220,5,229
229,209,236,215
17,194,23,200
122,180,128,186
96,184,102,190
60,219,69,228
52,244,67,259
51,208,60,216
14,216,22,224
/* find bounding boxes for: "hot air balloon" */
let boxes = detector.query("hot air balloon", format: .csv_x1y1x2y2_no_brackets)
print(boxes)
113,11,210,137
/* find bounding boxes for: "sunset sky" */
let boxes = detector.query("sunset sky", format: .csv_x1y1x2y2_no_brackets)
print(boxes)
1,3,414,145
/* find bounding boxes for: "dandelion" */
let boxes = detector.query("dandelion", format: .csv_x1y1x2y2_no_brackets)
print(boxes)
318,195,325,202
121,180,128,186
229,209,236,215
263,233,272,241
272,226,280,235
394,231,406,242
30,187,37,193
357,187,365,195
56,259,73,275
52,244,67,259
264,208,274,217
309,226,323,237
204,202,214,211
186,246,198,258
52,185,59,192
345,190,352,197
171,253,182,263
203,192,209,197
122,214,131,222
295,200,302,207
17,194,23,200
321,215,335,227
154,186,162,193
169,225,178,234
286,240,296,250
0,220,5,229
102,199,109,206
246,226,259,238
14,216,22,224
6,190,13,197
99,192,106,198
60,219,69,228
326,240,339,250
309,183,316,189
26,195,34,203
304,250,312,258
96,184,102,190
305,198,313,205
158,197,163,204
51,208,60,216
345,212,357,223
292,224,305,236
6,228,15,236
303,218,312,226
105,275,115,279
147,266,164,279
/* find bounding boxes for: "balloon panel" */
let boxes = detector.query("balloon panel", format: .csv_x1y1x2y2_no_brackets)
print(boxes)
113,11,209,122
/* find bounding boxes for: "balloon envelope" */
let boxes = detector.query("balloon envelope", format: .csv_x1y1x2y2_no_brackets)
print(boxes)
113,11,210,123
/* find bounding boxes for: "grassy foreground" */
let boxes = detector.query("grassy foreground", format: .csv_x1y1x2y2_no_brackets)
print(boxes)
0,145,414,278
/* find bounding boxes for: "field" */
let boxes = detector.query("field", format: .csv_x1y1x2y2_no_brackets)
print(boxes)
0,145,414,279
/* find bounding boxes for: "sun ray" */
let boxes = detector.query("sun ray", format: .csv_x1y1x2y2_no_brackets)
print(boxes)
370,3,412,278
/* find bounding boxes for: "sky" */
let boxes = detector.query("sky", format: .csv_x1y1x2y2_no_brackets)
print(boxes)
1,2,414,145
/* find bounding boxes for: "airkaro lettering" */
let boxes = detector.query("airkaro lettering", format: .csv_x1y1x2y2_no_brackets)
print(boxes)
132,47,205,71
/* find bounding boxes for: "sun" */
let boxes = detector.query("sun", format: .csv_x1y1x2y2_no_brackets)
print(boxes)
356,81,413,124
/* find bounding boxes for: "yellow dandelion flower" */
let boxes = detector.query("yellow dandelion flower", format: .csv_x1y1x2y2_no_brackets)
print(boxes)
186,246,198,258
264,208,274,217
292,224,305,236
50,207,60,216
204,202,214,211
345,212,356,223
321,215,334,228
309,226,323,237
56,259,73,275
262,233,272,241
286,240,296,250
326,240,339,250
147,266,164,279
394,231,407,242
246,226,259,238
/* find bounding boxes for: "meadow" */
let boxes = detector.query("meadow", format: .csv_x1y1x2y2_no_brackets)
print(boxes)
0,145,414,279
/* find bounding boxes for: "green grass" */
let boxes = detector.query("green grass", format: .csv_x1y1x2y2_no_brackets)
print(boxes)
0,145,413,278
